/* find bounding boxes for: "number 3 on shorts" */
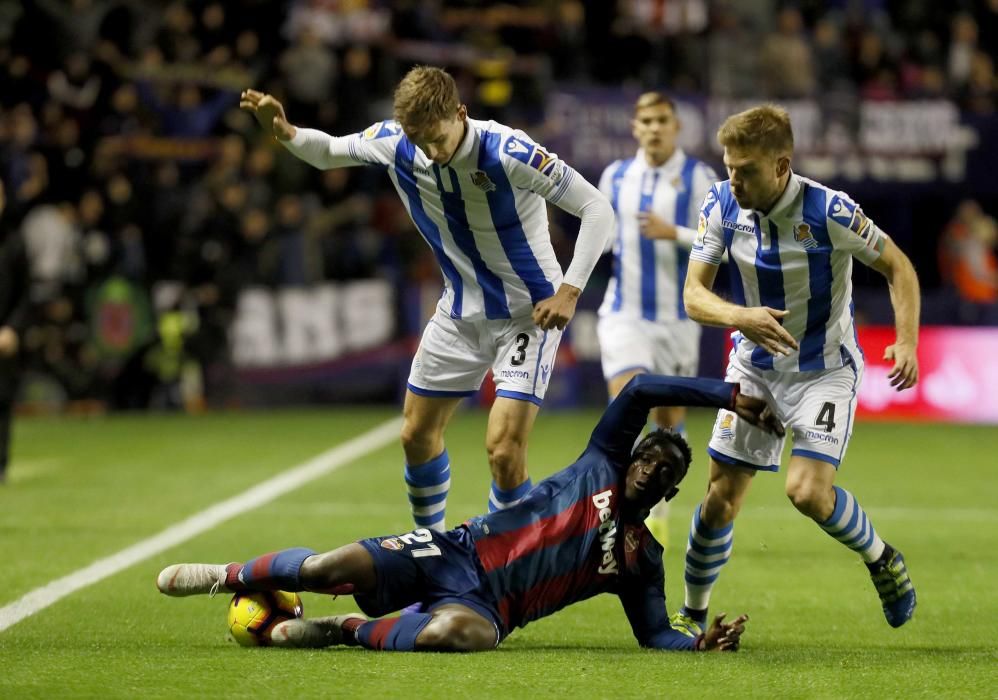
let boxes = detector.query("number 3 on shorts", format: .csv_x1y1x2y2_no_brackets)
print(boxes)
511,333,530,366
399,528,442,558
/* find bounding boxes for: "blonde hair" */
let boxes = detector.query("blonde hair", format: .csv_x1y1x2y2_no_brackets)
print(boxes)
717,104,794,155
393,66,461,130
635,91,676,114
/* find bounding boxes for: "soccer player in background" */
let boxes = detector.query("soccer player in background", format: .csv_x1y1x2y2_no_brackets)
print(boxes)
670,105,920,636
596,92,718,544
0,179,31,484
158,374,783,652
240,67,614,527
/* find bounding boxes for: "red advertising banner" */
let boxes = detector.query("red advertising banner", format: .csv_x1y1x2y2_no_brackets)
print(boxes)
855,326,998,424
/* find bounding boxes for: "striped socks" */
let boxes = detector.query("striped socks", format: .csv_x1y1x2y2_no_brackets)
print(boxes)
354,613,433,651
819,486,886,563
228,547,315,590
683,504,734,615
488,478,533,513
405,450,451,532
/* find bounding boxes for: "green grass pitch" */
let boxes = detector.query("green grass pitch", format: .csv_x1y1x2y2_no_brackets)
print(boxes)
0,407,995,698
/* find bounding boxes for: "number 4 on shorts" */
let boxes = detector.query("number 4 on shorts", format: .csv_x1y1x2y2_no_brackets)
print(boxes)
815,402,836,432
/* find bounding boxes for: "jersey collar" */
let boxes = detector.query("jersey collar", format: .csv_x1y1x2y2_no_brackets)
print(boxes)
443,118,479,171
754,170,802,218
636,147,685,173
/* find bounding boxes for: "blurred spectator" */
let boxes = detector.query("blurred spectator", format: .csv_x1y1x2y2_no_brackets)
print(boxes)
939,200,998,323
279,27,338,127
759,7,817,97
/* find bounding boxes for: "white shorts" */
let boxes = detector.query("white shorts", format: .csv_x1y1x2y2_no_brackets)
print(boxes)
707,349,863,471
407,310,562,405
596,314,701,381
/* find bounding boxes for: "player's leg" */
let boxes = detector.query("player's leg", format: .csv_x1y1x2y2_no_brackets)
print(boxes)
156,543,376,597
675,356,784,634
672,456,755,634
275,602,498,652
401,390,462,531
484,317,560,511
645,319,701,544
404,313,489,530
784,362,915,626
484,396,539,509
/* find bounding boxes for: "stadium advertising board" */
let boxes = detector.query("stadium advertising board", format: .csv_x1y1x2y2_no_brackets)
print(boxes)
855,326,998,424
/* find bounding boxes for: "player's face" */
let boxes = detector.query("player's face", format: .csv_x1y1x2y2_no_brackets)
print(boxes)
632,103,679,164
623,443,685,509
723,145,790,212
406,105,468,165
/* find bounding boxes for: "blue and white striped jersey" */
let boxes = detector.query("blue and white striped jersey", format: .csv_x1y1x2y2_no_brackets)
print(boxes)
283,118,612,322
690,172,886,372
597,149,717,322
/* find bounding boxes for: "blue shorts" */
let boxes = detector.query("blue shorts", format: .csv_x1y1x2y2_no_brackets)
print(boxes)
356,526,502,629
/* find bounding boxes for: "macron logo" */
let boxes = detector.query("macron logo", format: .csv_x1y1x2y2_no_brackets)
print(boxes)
592,490,619,575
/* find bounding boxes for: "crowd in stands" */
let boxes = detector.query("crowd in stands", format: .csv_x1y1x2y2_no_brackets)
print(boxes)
0,0,996,409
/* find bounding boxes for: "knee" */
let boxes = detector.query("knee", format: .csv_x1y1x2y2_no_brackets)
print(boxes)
400,420,439,456
417,614,495,652
785,479,831,519
485,434,525,472
701,488,739,528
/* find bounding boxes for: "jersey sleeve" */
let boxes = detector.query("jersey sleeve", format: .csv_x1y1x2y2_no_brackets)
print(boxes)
825,190,887,266
280,120,399,169
617,539,697,651
676,163,720,249
499,130,614,289
499,130,576,203
587,375,737,466
689,184,726,265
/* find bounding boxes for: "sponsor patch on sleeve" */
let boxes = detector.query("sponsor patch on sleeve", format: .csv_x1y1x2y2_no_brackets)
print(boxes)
694,212,708,248
362,120,401,140
828,194,872,239
504,135,561,178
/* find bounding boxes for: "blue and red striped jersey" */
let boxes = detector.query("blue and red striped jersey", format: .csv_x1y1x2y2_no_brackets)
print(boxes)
463,375,738,649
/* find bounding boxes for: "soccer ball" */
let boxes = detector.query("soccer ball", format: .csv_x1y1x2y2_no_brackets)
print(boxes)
226,591,303,647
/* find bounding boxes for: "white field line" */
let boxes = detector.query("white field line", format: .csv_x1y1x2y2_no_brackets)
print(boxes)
0,416,402,634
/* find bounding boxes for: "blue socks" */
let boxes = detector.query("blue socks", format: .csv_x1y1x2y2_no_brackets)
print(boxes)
819,486,886,563
488,478,533,512
405,450,451,532
683,504,733,616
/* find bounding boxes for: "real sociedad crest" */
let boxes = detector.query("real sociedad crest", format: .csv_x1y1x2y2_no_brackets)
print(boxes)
471,170,497,192
794,222,819,250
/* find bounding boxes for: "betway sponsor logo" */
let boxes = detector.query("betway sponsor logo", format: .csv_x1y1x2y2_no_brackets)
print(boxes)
722,219,755,233
592,490,619,575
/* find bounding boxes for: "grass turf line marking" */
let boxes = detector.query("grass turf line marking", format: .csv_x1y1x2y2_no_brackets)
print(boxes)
0,416,402,634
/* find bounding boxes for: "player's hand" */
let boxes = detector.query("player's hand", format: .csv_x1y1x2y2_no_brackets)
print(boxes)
733,393,785,437
637,212,677,240
883,341,918,391
699,612,748,652
736,307,798,356
533,283,580,330
0,326,19,357
240,89,296,141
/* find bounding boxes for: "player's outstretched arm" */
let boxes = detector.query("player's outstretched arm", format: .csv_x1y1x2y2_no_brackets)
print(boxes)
698,613,749,651
870,237,920,391
733,392,785,437
240,89,297,141
684,260,798,356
